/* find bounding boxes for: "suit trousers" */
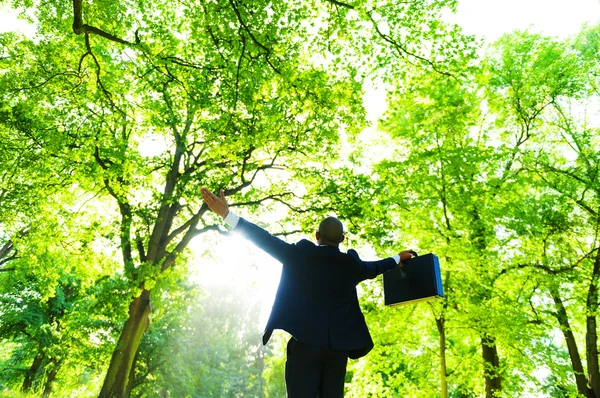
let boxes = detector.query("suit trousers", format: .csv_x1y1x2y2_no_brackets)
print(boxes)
285,337,349,398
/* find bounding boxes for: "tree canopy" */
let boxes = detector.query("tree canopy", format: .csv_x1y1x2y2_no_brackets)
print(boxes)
1,0,599,397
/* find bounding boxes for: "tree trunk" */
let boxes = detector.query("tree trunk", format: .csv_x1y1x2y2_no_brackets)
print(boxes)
42,359,61,397
436,315,448,398
481,334,501,398
587,251,600,397
22,352,44,391
126,349,140,395
550,285,592,396
99,289,152,398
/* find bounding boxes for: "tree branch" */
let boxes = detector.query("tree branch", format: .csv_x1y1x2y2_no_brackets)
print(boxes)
501,247,600,276
362,8,453,78
160,224,226,272
82,33,127,116
146,98,193,262
72,0,139,46
165,205,210,246
229,192,295,209
227,0,281,75
0,240,15,262
0,253,17,267
324,0,355,9
0,229,28,268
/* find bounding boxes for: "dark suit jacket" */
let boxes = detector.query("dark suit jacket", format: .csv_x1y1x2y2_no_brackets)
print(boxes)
235,218,397,359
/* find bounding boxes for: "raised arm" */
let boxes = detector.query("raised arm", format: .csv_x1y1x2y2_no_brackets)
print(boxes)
201,187,296,263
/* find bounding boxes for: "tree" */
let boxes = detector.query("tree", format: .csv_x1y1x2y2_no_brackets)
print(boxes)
486,28,598,397
0,71,74,274
0,216,124,396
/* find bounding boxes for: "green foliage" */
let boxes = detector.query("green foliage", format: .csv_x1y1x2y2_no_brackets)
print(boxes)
1,0,599,396
0,247,121,395
351,27,600,398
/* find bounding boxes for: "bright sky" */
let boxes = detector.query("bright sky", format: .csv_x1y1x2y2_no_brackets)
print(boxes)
0,6,34,35
364,0,600,122
448,0,600,41
2,0,599,330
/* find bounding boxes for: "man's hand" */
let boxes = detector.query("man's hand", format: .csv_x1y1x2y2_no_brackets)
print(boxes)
398,250,417,267
201,187,229,219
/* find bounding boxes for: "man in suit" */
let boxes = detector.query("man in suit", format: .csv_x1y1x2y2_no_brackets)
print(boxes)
201,187,415,397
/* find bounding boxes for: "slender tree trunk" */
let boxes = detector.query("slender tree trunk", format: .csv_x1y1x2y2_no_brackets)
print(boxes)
42,359,61,397
22,352,44,391
99,289,152,398
481,334,501,398
435,269,450,398
549,285,592,396
436,315,448,398
587,251,600,397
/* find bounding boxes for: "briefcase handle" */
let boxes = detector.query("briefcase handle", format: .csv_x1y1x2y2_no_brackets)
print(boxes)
397,250,419,279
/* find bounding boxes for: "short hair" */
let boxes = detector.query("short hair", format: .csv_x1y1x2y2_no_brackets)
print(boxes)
318,217,344,243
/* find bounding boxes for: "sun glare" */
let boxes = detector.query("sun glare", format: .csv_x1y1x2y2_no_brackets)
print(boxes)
189,231,283,328
137,133,169,157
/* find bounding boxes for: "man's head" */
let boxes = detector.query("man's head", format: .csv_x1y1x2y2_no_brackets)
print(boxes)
316,217,345,246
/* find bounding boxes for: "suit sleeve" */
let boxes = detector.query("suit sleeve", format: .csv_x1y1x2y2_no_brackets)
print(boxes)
348,249,398,281
234,217,296,263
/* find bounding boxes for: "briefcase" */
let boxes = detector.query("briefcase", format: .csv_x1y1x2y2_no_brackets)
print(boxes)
383,253,444,306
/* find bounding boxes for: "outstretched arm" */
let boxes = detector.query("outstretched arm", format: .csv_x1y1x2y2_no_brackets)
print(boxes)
359,249,417,281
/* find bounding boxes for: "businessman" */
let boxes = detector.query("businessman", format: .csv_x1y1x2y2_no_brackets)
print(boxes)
201,187,415,397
